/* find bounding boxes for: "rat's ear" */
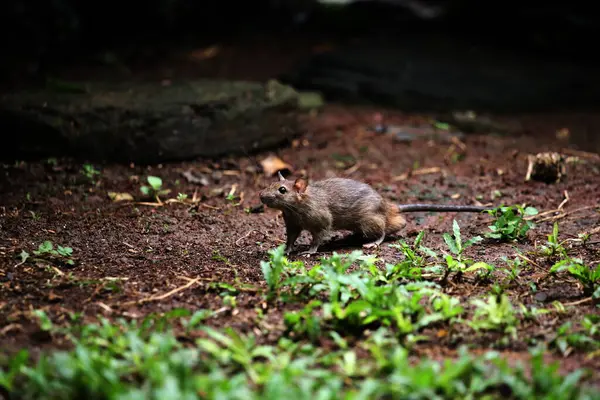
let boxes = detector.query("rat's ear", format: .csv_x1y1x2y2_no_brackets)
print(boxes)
278,171,285,181
293,177,308,193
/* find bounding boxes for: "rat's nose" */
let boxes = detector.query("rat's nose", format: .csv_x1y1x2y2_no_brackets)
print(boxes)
259,190,271,205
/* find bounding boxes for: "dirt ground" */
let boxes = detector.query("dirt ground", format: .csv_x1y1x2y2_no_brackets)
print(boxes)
1,38,600,385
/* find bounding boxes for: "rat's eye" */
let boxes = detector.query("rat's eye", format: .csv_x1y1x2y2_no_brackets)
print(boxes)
278,186,287,194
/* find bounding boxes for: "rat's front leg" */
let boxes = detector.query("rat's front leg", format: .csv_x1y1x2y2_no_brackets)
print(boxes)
298,229,328,257
283,213,301,255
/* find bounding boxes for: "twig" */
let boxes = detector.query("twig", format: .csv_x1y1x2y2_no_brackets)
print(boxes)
236,230,259,247
114,201,162,208
191,276,260,292
119,277,200,307
0,323,23,336
199,203,220,210
392,167,441,182
13,258,28,268
561,148,600,162
530,192,571,221
96,302,114,313
344,162,361,175
563,297,594,307
450,136,467,151
51,266,64,276
526,208,559,220
557,190,569,211
515,254,542,270
536,205,598,223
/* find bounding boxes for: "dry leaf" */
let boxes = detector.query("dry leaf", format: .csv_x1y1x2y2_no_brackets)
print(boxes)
107,192,134,202
260,155,293,176
189,46,220,61
47,291,63,302
556,128,570,140
181,169,209,186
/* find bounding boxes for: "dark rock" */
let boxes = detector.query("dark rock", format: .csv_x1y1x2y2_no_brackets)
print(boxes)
280,35,600,113
0,80,302,164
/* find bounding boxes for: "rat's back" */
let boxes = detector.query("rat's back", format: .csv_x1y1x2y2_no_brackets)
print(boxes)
311,178,377,201
309,178,385,230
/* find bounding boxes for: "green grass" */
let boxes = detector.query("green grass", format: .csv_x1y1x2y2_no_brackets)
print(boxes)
1,312,597,400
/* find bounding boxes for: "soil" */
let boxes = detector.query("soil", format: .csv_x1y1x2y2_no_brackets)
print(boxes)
1,36,600,385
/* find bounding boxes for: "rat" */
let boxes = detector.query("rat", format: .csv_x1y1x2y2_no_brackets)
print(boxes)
259,172,491,256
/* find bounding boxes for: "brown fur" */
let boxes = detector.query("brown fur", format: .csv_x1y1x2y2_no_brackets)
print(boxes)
259,175,406,255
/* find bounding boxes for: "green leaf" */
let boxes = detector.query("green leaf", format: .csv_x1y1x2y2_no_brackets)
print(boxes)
19,250,29,263
0,349,29,391
413,231,425,248
56,246,73,257
452,220,462,251
464,262,492,273
147,176,163,190
419,246,438,259
433,121,451,130
260,261,273,288
33,310,53,331
34,241,53,255
523,206,539,216
443,233,459,255
140,186,150,196
550,259,575,274
464,236,483,249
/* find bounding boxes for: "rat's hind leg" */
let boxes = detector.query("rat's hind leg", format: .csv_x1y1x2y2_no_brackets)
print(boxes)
298,229,329,256
360,216,386,249
363,232,385,249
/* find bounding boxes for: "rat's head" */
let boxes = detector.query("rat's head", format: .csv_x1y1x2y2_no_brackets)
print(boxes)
259,171,308,210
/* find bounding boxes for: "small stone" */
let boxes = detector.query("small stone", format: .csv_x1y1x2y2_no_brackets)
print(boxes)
534,292,548,302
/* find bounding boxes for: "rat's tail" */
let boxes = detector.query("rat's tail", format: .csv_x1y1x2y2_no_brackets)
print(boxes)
396,204,491,213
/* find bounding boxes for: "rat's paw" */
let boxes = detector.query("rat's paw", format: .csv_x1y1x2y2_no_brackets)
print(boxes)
362,242,379,249
298,249,317,257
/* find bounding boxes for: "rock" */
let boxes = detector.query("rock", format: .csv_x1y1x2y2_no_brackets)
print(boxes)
0,79,303,164
280,35,600,113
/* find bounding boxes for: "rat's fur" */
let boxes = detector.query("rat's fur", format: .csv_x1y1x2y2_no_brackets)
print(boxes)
259,174,406,255
259,173,488,255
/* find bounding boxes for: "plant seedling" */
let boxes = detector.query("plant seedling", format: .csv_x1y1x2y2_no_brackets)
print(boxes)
177,193,188,202
440,220,486,281
22,240,75,266
140,176,171,201
485,205,538,241
469,293,518,338
81,164,100,182
550,257,600,296
537,222,568,259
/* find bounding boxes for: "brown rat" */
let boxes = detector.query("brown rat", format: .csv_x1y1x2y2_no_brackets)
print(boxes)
259,172,491,255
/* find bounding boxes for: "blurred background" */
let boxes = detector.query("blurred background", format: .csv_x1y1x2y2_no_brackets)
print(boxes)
1,0,600,161
2,0,599,88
